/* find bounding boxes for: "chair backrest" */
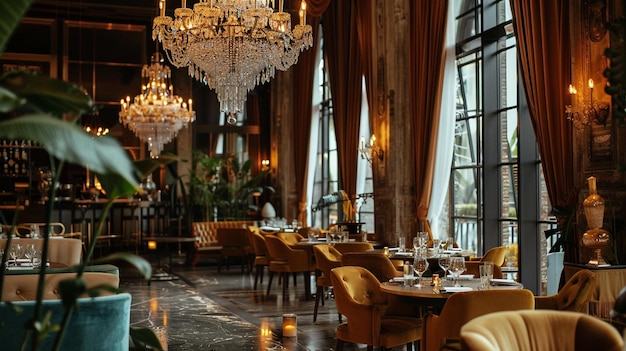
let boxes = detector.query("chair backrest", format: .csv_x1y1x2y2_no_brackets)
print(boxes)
264,235,293,261
276,232,304,245
546,269,596,312
460,310,623,351
313,244,342,277
332,242,374,254
2,272,120,301
0,238,82,267
341,252,402,282
422,289,535,351
480,246,507,266
330,266,389,345
248,230,269,257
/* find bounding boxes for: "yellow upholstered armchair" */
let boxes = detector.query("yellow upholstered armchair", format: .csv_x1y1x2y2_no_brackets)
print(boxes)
469,245,507,266
312,244,343,322
332,242,374,254
341,252,403,282
460,310,623,351
422,289,535,351
534,269,596,313
330,266,422,351
264,235,314,300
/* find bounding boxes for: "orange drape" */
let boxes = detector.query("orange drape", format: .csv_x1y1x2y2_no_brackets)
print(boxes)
292,0,329,226
323,0,362,200
511,1,576,209
355,0,375,125
409,1,449,223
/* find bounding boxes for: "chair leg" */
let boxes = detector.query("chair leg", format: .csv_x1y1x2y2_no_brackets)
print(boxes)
313,284,322,322
266,272,274,297
253,266,261,289
282,272,288,301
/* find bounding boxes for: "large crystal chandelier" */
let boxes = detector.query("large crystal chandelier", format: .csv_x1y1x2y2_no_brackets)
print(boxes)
152,0,313,124
119,52,195,158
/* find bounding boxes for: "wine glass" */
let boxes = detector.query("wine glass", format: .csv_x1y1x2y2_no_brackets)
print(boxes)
439,238,448,252
9,244,24,267
432,238,440,255
413,254,429,288
24,244,37,266
438,254,450,279
449,256,466,287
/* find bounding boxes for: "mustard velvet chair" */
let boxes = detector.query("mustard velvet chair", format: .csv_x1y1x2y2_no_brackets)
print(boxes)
341,252,403,282
312,244,343,322
460,310,623,351
265,235,314,300
333,242,374,254
276,232,304,245
330,266,422,351
422,289,535,351
469,245,507,266
248,230,270,289
535,269,596,313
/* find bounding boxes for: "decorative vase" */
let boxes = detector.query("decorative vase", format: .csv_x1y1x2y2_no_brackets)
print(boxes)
582,176,610,266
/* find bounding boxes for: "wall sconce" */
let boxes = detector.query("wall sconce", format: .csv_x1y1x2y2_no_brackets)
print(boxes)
565,79,610,129
359,134,384,164
261,159,270,171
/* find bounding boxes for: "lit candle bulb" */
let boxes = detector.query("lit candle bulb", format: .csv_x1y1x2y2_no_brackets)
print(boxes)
370,134,376,147
300,1,307,26
159,0,165,17
569,84,577,95
589,79,594,105
188,99,193,112
361,137,365,149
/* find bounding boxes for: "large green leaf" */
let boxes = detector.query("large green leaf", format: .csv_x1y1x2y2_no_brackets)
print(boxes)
0,115,139,191
0,0,31,55
0,70,92,116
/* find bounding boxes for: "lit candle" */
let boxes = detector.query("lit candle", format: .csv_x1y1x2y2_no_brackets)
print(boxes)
159,0,165,17
279,0,283,12
282,314,297,337
568,84,577,95
188,99,193,112
360,137,365,150
299,9,304,26
301,1,307,26
370,134,376,147
589,79,594,105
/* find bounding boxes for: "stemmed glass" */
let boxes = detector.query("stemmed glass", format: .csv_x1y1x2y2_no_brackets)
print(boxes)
9,244,24,267
413,254,429,288
438,254,450,280
24,244,37,266
449,256,466,287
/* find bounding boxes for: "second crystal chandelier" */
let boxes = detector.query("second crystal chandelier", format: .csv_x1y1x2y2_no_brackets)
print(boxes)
153,0,313,124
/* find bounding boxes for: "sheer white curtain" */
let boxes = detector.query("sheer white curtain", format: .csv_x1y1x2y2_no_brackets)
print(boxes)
428,1,456,240
305,52,324,226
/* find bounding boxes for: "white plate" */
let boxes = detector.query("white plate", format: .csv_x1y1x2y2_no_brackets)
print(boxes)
490,278,518,285
447,274,474,280
443,286,472,293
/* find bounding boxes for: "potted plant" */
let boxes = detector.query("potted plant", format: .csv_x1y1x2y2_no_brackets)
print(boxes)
0,1,164,350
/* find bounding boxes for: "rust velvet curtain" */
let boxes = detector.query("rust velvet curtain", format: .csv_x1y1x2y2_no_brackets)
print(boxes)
323,0,363,200
355,0,376,125
292,0,329,225
409,1,449,224
511,0,576,210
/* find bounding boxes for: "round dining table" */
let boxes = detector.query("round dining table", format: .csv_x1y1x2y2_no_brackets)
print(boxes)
380,278,524,315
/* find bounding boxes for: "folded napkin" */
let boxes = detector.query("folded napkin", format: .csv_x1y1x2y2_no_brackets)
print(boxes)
490,278,518,285
442,286,472,293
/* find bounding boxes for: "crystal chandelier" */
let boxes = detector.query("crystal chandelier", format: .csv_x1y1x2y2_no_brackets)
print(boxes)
119,52,195,158
152,0,313,124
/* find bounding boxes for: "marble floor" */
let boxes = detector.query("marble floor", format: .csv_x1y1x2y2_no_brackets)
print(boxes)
121,256,404,351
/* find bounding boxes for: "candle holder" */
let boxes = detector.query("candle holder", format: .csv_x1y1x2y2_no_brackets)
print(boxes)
282,314,297,337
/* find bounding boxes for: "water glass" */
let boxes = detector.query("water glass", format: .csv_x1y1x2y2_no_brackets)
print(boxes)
398,237,406,252
403,261,414,287
479,265,490,290
482,261,494,284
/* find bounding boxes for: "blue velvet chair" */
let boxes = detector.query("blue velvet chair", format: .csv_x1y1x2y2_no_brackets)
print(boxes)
0,293,131,350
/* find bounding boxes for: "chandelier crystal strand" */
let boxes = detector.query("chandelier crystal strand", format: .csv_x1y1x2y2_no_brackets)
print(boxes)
119,52,195,158
153,0,312,124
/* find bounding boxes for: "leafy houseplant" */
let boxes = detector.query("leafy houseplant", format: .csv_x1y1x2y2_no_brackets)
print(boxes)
190,151,274,221
0,1,163,350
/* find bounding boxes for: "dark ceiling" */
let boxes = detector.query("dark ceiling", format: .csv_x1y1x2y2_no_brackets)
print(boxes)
29,0,158,25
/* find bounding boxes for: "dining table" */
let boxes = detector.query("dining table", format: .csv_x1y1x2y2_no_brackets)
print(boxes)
380,277,523,315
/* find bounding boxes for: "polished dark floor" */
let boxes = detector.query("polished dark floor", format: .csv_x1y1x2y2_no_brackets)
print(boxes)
121,255,396,351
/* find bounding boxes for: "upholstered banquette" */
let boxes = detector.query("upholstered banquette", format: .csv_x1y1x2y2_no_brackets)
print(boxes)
191,221,254,266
